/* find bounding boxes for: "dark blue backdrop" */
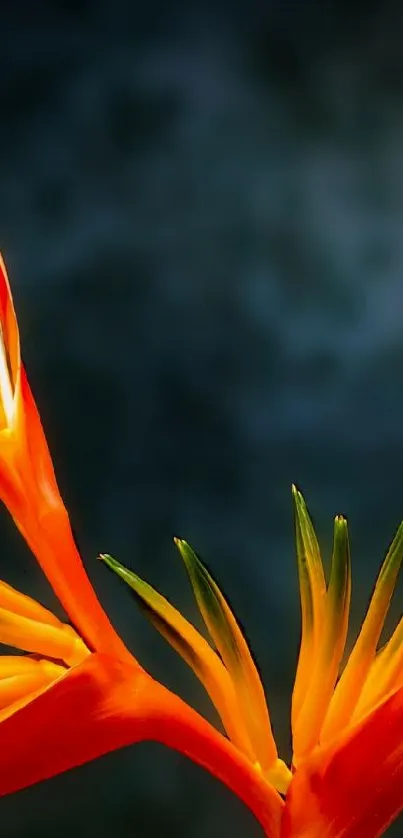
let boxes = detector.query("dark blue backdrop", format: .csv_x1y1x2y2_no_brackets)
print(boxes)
1,1,403,835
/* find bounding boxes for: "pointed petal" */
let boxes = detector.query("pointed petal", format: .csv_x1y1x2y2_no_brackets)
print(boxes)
321,519,403,743
291,487,326,729
282,683,403,838
0,653,284,838
0,257,132,663
175,538,280,778
99,553,255,760
293,516,351,761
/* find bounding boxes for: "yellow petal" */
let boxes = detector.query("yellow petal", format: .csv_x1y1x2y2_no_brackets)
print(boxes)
291,487,327,731
0,656,65,710
293,516,351,762
0,655,65,679
321,519,403,744
352,614,403,722
0,580,62,626
0,607,89,666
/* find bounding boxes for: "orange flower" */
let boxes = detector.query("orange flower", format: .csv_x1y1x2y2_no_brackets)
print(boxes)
1,254,403,837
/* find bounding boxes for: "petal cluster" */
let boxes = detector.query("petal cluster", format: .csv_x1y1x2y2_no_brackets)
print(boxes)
0,575,88,721
103,492,403,837
100,548,291,792
292,487,403,762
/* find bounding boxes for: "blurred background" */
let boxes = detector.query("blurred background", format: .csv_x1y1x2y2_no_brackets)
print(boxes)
1,0,403,834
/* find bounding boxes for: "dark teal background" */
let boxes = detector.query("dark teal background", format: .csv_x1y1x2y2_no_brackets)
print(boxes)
1,0,403,835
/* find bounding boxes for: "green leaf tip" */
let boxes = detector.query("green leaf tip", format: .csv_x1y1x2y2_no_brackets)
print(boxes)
98,550,262,760
99,552,129,576
328,514,351,618
174,537,278,771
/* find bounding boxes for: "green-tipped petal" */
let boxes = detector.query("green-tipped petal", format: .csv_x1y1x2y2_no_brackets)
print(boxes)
174,538,279,776
293,515,351,761
321,519,403,743
291,486,327,730
99,553,254,760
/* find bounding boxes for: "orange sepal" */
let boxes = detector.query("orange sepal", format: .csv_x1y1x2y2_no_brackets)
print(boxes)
0,653,284,837
282,684,403,838
0,257,132,662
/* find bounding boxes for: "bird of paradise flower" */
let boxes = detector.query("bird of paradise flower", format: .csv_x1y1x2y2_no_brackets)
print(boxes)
0,255,402,837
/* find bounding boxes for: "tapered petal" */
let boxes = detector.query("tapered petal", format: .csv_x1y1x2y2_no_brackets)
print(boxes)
321,519,403,743
282,683,403,838
0,257,132,663
0,653,284,838
175,539,280,777
291,487,326,731
99,553,255,760
293,516,351,761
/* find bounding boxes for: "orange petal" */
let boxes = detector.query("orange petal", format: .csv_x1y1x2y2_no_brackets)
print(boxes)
0,653,284,838
0,257,133,663
282,684,403,838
